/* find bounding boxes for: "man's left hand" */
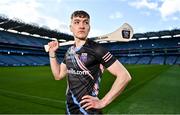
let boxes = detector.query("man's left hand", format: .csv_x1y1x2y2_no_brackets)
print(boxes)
80,95,105,110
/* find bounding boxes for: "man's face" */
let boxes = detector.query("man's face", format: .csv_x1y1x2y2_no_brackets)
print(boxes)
70,16,90,40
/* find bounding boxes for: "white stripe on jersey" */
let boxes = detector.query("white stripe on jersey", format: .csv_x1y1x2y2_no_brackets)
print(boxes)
102,52,112,62
105,55,112,62
102,52,110,59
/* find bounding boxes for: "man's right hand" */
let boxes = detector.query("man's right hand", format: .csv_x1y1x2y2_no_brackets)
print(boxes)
48,40,59,53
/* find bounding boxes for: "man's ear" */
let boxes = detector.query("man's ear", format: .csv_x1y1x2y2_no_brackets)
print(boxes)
88,25,90,32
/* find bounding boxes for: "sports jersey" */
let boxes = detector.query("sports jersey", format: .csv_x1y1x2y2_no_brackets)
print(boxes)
62,39,117,114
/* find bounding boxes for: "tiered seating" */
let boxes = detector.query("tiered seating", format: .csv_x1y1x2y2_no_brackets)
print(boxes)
0,54,64,66
0,30,49,47
151,56,165,65
103,38,179,50
0,55,23,66
0,28,179,66
165,56,177,65
137,57,151,64
118,57,127,63
124,57,139,64
0,30,67,66
175,56,180,65
103,37,179,65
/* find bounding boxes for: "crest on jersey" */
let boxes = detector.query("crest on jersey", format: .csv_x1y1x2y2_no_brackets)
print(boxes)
80,53,87,63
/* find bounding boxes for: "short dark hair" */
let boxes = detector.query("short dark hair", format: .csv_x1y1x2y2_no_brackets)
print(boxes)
71,10,90,19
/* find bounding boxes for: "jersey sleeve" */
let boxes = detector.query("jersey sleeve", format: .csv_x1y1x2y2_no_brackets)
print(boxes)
95,45,117,68
61,53,66,65
62,58,66,64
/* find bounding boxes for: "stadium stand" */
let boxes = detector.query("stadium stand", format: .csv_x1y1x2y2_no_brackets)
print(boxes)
175,56,180,64
0,15,179,66
137,56,151,64
0,15,69,66
165,56,177,65
151,56,165,65
101,29,180,65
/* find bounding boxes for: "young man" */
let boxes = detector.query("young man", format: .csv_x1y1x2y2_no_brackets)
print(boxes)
48,10,131,114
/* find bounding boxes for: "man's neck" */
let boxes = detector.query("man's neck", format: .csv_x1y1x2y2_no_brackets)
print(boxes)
75,38,87,48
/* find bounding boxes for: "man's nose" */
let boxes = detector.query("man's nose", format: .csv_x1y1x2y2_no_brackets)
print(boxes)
79,22,85,29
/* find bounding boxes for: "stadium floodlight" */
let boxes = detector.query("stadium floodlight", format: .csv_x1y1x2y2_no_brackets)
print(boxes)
44,23,134,52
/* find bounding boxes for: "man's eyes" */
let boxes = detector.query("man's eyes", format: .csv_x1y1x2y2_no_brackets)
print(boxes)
74,21,89,25
84,21,89,24
74,21,79,24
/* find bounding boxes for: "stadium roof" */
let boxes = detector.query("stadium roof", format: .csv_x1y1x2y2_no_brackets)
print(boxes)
133,28,180,40
0,15,180,41
0,15,74,41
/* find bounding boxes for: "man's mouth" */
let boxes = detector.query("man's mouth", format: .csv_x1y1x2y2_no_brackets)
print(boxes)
78,31,85,33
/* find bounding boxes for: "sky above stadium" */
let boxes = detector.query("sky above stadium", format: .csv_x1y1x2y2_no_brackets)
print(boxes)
0,0,179,37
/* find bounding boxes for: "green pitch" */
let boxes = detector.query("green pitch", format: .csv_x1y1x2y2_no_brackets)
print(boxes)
0,65,180,114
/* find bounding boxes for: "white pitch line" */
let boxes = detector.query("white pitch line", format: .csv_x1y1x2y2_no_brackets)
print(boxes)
0,88,65,103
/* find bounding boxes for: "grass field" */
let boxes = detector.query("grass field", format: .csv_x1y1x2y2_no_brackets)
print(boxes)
0,65,180,114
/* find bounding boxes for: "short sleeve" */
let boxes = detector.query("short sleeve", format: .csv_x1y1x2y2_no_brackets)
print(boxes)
61,53,66,65
95,45,117,68
62,58,66,64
